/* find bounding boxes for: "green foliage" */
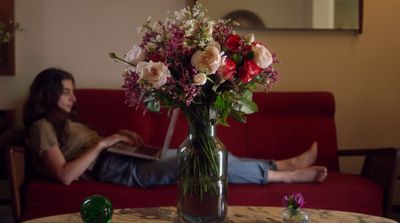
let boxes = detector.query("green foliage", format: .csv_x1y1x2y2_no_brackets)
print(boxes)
143,93,160,112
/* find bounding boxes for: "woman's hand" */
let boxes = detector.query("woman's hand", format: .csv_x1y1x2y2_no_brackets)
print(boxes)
118,129,144,146
97,133,134,150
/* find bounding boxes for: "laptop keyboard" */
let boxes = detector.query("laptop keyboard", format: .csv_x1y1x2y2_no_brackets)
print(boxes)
136,146,161,156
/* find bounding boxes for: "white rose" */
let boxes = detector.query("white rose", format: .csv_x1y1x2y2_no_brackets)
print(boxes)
193,73,207,85
136,61,171,88
125,44,145,65
244,33,255,44
191,46,222,74
253,44,273,69
206,40,221,51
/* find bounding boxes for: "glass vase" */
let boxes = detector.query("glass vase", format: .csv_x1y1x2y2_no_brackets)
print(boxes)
281,208,309,223
177,121,228,223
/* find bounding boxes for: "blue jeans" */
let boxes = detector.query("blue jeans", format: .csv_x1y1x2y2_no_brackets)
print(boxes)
93,149,276,187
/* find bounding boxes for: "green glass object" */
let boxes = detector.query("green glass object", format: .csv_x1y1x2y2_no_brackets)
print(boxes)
80,194,113,223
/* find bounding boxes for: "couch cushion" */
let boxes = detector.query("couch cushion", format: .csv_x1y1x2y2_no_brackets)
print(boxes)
228,171,382,216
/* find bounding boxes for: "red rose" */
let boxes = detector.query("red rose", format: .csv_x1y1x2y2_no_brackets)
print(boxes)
225,34,242,52
217,58,236,80
238,60,261,83
243,45,252,55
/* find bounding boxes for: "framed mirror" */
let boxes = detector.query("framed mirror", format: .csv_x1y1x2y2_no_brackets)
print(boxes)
193,0,363,33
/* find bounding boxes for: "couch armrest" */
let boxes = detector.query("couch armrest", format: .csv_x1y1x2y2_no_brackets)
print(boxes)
6,146,26,222
338,147,400,217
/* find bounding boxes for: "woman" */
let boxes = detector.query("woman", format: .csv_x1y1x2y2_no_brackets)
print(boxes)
24,68,328,187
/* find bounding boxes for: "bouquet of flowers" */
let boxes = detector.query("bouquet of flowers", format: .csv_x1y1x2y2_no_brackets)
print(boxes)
111,3,279,215
110,3,278,126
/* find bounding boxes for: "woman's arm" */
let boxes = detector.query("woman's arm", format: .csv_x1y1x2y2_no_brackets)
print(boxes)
41,133,133,185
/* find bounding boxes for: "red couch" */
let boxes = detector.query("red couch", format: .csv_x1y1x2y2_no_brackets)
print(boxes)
7,89,400,221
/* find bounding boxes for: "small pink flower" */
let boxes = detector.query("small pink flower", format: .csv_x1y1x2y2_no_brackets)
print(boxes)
282,193,306,210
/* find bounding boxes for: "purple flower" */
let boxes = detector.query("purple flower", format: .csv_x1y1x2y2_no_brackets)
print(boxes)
282,193,305,210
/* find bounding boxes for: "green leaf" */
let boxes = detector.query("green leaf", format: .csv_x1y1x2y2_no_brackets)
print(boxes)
213,94,226,110
242,89,253,101
239,98,258,114
144,94,161,112
213,94,231,126
216,111,230,126
230,110,246,123
246,51,254,60
231,54,243,65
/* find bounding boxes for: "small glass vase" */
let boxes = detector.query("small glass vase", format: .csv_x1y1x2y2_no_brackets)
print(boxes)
281,208,309,223
177,122,228,223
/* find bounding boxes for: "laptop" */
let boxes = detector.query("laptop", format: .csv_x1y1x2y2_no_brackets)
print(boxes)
107,108,180,161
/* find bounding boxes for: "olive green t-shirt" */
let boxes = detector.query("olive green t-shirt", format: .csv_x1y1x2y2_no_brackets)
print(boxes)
27,118,101,178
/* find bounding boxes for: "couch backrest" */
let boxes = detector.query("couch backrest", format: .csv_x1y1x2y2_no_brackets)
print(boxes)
75,89,339,171
75,89,152,143
246,92,338,170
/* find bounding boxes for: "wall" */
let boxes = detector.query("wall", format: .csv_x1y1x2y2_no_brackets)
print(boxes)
0,0,399,199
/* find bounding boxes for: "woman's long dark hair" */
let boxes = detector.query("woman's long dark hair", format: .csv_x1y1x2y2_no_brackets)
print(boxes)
23,68,77,146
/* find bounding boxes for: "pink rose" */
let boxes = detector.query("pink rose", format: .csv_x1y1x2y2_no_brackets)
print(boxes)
136,61,171,88
191,46,222,74
217,56,236,80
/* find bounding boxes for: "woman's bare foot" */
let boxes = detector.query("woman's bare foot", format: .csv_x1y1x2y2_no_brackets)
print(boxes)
267,165,328,183
288,166,328,183
276,142,318,171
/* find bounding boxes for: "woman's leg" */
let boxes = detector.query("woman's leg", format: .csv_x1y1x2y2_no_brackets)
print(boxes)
267,166,328,183
275,142,318,171
228,142,327,184
93,149,178,187
94,145,327,187
131,149,178,187
227,153,274,184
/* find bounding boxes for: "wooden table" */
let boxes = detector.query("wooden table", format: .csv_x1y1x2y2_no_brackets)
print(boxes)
21,206,397,223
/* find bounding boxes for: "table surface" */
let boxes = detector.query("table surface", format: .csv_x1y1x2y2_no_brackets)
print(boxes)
21,206,397,223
